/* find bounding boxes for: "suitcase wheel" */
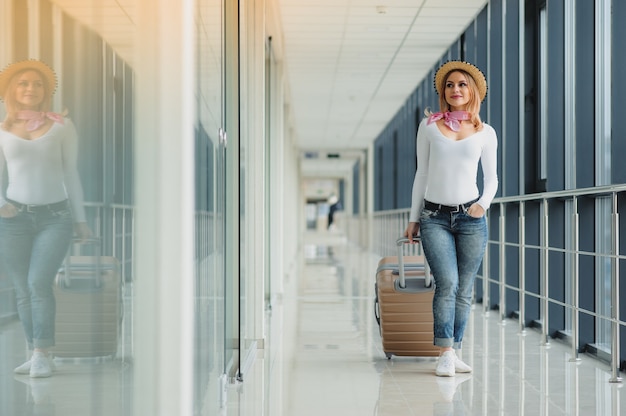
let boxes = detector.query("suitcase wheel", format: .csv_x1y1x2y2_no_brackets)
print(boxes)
385,352,393,360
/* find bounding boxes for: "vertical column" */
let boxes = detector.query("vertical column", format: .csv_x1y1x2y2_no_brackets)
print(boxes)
499,203,506,321
224,0,241,381
133,0,195,414
609,193,623,383
360,151,367,247
0,0,12,65
540,198,550,346
518,201,526,333
367,142,375,251
269,61,285,295
594,0,611,186
517,0,525,192
27,0,39,57
570,196,580,362
241,0,266,370
500,0,507,192
51,4,63,111
483,211,490,315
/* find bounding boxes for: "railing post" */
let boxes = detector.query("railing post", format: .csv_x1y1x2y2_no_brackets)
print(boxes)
541,198,550,346
500,203,507,322
519,202,526,334
570,196,581,362
483,210,490,315
609,192,623,383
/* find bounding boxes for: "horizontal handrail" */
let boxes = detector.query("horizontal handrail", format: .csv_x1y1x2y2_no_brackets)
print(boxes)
367,184,626,382
492,183,626,203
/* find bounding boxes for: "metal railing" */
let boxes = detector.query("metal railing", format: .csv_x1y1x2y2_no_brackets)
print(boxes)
366,184,626,383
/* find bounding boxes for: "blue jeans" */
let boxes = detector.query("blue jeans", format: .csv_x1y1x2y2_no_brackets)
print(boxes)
419,206,487,349
0,202,73,349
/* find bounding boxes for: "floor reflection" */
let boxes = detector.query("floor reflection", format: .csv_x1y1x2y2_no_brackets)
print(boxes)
256,233,626,416
3,231,626,415
6,357,132,416
2,289,133,416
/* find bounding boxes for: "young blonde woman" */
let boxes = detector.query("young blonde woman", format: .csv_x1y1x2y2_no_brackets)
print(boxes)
404,61,498,377
0,60,91,377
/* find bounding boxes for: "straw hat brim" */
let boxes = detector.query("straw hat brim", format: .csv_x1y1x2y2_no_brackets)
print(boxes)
0,59,57,100
434,60,487,102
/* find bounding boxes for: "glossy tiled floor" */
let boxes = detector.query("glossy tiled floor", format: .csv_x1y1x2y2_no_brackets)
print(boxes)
2,230,625,415
1,289,133,416
228,231,626,416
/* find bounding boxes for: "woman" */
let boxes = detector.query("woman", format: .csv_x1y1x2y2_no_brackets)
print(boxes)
0,59,91,378
404,60,498,377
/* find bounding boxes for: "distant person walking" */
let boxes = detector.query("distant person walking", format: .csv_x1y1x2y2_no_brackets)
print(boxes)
327,194,341,230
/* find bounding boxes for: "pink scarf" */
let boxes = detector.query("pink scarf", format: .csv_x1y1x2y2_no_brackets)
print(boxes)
427,111,471,132
15,110,65,131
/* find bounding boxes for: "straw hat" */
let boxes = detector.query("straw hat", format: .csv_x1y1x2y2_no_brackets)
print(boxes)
0,59,57,100
434,60,487,102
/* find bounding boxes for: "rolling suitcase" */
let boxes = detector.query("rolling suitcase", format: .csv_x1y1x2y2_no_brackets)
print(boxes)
53,238,121,358
374,237,439,358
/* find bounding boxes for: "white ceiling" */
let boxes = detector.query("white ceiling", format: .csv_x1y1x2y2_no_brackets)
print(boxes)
279,0,487,154
49,0,136,64
279,0,488,177
48,0,488,179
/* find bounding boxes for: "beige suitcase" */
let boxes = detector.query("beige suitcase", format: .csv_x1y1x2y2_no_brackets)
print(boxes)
53,240,121,358
375,237,439,358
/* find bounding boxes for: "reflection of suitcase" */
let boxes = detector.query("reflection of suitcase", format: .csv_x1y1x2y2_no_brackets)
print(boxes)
374,237,439,358
54,239,121,358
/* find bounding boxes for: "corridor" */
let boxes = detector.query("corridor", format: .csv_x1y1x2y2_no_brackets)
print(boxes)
2,230,625,415
227,230,625,416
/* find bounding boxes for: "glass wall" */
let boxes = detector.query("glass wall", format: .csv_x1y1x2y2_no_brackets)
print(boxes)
194,0,227,413
1,0,281,412
1,1,135,414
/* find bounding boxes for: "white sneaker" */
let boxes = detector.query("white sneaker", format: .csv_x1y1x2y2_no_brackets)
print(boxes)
454,353,472,373
14,359,32,375
436,350,456,377
29,352,52,378
14,353,56,375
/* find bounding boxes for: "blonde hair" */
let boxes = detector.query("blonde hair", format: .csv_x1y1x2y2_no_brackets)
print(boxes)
2,68,53,129
431,69,483,130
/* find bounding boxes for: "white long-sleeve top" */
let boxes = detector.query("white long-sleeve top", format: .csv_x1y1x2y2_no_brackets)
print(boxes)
0,118,87,222
409,118,499,223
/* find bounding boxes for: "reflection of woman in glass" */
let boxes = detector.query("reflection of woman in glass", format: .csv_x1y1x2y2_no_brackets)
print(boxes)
0,60,91,377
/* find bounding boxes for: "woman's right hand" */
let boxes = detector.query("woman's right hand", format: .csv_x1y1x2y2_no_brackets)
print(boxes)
404,222,420,243
0,203,18,218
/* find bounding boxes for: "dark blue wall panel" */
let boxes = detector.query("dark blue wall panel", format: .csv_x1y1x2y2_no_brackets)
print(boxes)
504,2,520,197
613,0,626,184
575,0,595,189
352,159,359,214
488,0,503,138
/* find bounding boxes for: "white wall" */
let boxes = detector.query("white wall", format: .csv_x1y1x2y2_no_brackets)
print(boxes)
133,1,195,414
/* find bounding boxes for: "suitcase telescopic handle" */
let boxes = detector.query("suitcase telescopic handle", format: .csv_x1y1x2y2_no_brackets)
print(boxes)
396,237,432,289
63,237,103,288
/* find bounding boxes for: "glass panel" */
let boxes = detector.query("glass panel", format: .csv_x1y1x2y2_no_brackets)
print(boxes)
594,0,613,351
194,0,225,413
223,0,240,382
1,1,134,415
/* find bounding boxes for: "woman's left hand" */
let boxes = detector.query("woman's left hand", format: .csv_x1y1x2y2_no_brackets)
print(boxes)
467,203,485,218
74,222,93,241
